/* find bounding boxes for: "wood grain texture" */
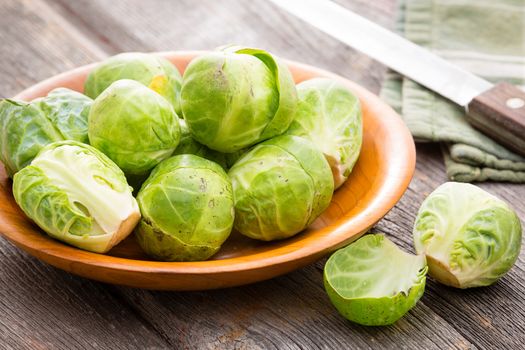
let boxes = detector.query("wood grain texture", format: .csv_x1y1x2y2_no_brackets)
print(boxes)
106,264,472,350
0,244,169,350
467,82,525,156
0,0,524,349
0,0,105,97
44,0,395,93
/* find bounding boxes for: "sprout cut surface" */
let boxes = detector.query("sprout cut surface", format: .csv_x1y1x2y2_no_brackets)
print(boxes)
13,141,140,253
324,234,427,325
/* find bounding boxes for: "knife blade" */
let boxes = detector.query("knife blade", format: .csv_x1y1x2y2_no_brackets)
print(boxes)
269,0,525,156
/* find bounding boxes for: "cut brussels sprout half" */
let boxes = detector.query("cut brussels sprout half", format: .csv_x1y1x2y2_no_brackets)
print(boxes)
12,141,140,253
181,46,297,152
324,234,428,326
286,78,362,189
84,52,182,114
413,182,522,288
0,88,92,177
88,79,180,176
228,135,334,241
135,154,234,261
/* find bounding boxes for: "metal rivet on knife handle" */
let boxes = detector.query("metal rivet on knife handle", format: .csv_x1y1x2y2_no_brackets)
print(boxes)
467,82,525,157
506,98,525,109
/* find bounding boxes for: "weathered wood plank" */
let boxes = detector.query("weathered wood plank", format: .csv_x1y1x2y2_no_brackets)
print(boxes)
0,0,107,97
0,1,167,349
45,0,395,93
108,263,473,350
0,245,169,350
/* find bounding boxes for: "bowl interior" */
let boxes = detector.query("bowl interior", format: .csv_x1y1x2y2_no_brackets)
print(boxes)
2,51,414,272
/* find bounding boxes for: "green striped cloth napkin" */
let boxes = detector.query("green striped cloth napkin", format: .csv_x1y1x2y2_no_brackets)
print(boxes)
380,0,525,182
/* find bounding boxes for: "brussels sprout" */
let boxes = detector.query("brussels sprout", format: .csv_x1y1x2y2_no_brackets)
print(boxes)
180,46,297,152
228,135,334,241
33,88,92,143
84,52,182,114
286,78,362,189
324,234,428,326
88,79,180,176
13,141,140,253
413,182,522,288
0,88,92,177
135,154,234,261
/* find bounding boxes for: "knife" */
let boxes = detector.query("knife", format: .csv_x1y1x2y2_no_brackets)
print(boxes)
269,0,525,156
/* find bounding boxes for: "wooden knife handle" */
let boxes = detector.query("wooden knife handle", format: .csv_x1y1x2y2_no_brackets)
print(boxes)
467,82,525,157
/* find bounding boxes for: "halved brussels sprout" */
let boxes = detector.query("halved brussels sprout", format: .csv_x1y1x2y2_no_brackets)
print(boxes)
84,52,182,114
88,79,180,176
413,182,522,288
13,141,140,253
228,135,334,241
180,46,297,152
286,78,362,189
324,234,428,326
135,154,234,261
0,88,92,177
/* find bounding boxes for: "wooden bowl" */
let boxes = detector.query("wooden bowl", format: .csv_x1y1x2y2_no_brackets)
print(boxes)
0,51,415,290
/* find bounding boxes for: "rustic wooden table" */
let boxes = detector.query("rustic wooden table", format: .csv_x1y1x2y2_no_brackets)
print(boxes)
1,1,524,349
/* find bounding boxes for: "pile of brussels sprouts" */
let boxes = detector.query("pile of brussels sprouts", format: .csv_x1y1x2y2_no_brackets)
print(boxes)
324,182,522,326
0,46,363,260
3,47,519,327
